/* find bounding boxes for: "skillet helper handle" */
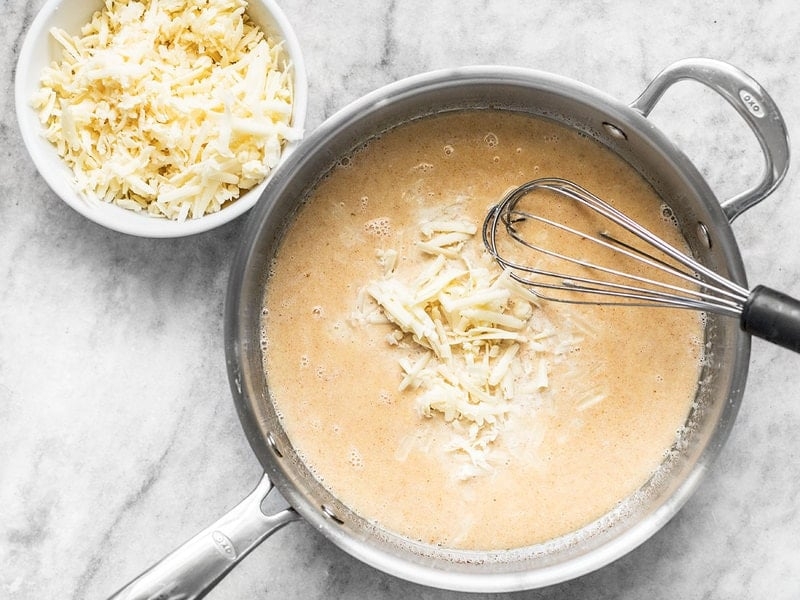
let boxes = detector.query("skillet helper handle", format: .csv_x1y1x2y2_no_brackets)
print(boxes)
631,57,790,222
741,285,800,353
106,473,297,600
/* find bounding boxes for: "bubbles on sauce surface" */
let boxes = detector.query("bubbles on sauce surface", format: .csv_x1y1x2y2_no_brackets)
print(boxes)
660,203,680,229
295,449,322,482
484,132,499,148
364,216,391,237
299,354,310,368
348,447,365,470
359,196,369,212
311,305,324,318
412,162,435,173
690,333,705,356
443,144,455,157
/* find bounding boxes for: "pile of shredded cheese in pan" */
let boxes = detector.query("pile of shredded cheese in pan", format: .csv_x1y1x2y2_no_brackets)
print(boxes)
355,219,570,477
32,0,299,220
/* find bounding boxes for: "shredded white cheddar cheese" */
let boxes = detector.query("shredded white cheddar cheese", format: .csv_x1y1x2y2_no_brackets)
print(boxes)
356,217,563,477
32,0,300,220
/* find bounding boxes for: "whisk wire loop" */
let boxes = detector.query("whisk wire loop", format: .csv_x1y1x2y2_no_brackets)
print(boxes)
482,177,749,317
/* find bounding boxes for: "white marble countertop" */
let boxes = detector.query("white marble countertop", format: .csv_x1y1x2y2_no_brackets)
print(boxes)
4,1,800,598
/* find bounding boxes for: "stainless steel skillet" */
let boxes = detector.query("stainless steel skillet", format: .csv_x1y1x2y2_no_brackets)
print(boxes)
108,58,789,598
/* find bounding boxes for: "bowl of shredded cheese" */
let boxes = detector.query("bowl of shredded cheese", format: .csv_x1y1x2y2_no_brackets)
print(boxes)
15,0,307,237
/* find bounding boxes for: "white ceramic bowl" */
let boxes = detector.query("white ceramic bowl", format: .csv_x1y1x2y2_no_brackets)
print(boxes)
15,0,308,238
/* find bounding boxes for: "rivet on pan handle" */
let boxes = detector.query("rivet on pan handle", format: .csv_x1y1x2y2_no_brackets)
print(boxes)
630,58,790,223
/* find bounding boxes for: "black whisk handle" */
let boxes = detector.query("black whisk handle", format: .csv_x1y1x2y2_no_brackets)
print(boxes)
741,285,800,353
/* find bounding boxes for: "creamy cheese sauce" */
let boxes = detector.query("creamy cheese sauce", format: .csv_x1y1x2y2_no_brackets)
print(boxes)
262,110,703,550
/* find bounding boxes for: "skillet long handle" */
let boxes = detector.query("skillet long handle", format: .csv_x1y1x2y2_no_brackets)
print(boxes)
106,473,298,600
741,285,800,353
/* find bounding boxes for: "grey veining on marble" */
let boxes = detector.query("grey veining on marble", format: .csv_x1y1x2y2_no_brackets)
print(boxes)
3,1,800,598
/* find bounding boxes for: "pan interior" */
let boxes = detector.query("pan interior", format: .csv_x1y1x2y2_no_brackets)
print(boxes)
228,69,748,591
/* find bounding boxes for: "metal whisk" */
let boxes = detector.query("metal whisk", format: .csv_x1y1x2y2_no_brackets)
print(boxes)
483,177,800,353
